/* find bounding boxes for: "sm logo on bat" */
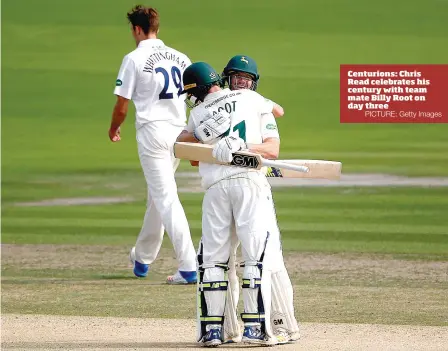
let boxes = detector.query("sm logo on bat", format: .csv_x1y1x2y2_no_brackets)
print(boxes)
231,154,259,169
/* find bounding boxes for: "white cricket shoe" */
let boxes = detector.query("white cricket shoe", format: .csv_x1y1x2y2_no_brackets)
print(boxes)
166,270,197,285
289,331,301,342
275,328,301,344
276,329,290,344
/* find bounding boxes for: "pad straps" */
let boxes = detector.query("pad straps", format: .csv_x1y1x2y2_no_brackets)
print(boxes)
241,232,270,331
197,241,230,336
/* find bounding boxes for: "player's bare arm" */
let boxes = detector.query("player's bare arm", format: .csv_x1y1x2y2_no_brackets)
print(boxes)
272,103,284,117
247,137,280,160
176,130,199,143
176,131,201,166
109,95,130,142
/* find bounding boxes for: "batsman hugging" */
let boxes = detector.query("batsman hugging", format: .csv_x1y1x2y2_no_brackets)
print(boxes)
108,5,341,348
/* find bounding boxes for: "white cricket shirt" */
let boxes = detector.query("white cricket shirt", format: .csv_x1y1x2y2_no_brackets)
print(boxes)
114,39,191,128
185,88,280,189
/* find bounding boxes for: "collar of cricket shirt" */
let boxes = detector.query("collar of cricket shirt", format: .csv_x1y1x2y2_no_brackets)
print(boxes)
138,38,165,48
204,88,231,102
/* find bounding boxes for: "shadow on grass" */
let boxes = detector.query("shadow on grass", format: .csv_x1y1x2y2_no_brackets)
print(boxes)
94,274,174,285
95,274,137,280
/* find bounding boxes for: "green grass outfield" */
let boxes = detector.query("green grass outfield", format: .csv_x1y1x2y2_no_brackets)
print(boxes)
2,186,448,255
2,0,448,178
2,186,448,326
2,0,448,328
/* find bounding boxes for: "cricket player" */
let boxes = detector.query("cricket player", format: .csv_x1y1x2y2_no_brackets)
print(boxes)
109,5,196,284
177,61,296,347
221,54,284,118
221,55,300,343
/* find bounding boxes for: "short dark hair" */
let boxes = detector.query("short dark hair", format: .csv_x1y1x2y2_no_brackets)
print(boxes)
127,5,159,35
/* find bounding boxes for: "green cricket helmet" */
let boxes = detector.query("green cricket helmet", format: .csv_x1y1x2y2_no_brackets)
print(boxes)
182,62,221,107
222,55,259,91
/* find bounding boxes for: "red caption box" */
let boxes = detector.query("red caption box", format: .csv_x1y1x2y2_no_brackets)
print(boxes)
340,64,448,123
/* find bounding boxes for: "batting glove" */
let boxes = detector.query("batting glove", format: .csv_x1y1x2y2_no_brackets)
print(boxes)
194,111,231,144
212,136,247,163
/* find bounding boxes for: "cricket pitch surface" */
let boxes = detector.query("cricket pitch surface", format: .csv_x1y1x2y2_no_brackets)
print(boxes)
2,314,447,350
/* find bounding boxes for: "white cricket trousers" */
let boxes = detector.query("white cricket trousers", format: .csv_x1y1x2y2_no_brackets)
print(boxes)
199,172,282,324
134,121,196,272
197,172,283,341
201,172,274,267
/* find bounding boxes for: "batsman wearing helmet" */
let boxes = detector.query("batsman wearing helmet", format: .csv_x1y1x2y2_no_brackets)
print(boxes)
221,55,284,117
221,54,300,344
177,61,296,347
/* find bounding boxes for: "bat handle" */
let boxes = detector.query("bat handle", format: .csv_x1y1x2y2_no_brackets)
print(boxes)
262,159,310,173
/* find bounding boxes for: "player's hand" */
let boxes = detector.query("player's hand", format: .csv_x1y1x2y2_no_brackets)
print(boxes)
194,111,231,144
109,127,121,142
212,136,247,163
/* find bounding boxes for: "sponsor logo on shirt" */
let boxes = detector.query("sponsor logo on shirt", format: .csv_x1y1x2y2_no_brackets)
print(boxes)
266,123,277,130
116,79,123,86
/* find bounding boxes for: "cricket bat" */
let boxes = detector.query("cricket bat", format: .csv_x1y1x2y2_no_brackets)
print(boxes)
174,142,309,173
265,159,342,180
174,142,341,179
